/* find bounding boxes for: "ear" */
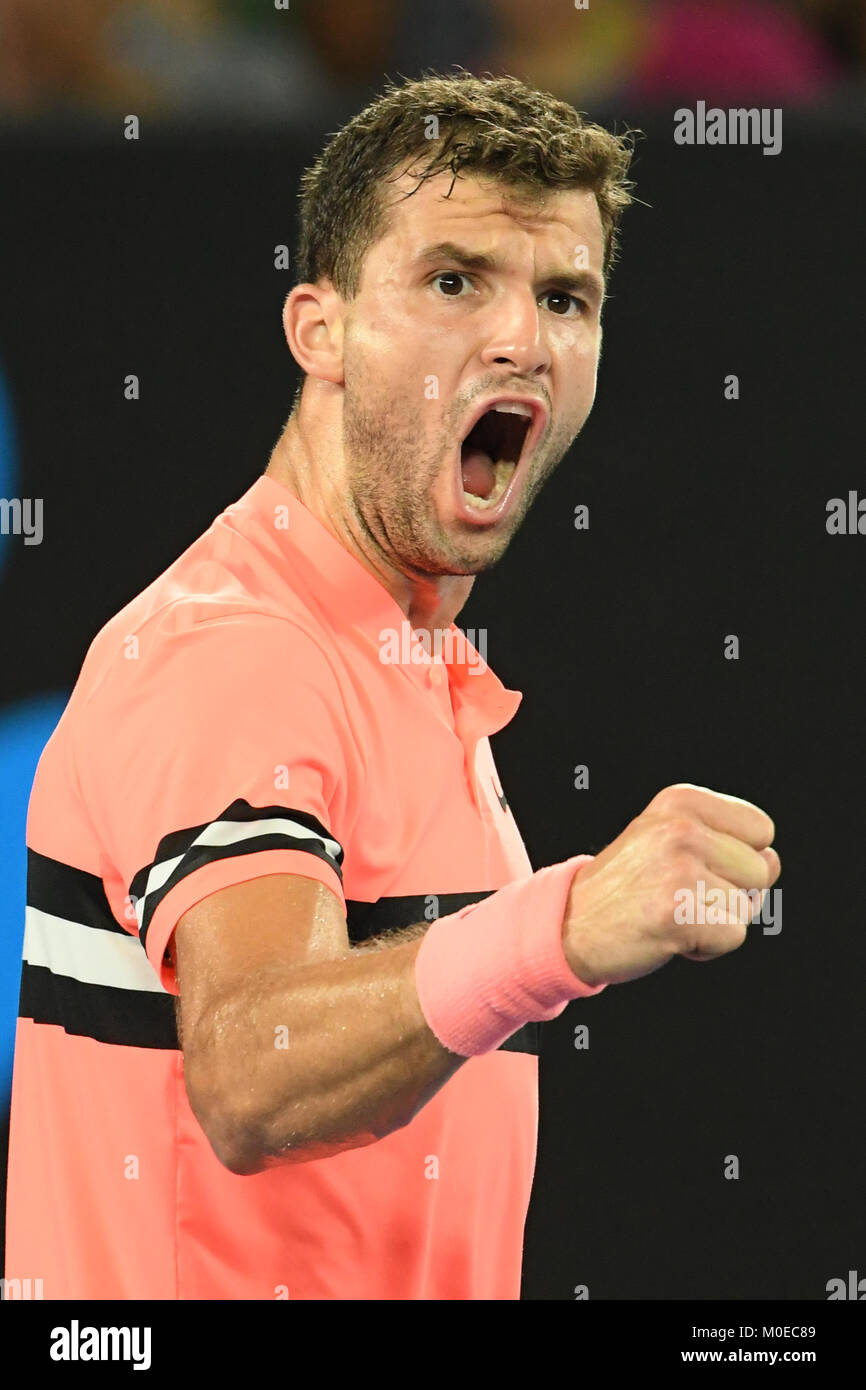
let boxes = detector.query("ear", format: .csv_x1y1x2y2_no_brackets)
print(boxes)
282,282,345,386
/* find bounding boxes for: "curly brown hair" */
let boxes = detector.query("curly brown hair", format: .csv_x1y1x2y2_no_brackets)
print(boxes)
295,69,638,301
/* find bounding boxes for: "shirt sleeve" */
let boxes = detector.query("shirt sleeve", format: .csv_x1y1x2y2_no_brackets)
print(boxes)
76,611,355,995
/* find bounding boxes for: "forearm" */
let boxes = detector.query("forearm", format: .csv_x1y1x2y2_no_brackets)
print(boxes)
188,857,606,1176
194,925,465,1175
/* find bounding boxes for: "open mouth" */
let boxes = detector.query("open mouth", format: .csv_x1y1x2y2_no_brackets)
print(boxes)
459,403,533,511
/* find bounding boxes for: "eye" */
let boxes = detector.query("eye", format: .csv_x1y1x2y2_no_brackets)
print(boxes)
539,290,585,317
432,271,474,297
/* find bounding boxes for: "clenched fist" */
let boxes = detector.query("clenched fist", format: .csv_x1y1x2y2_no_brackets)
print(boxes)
562,784,781,988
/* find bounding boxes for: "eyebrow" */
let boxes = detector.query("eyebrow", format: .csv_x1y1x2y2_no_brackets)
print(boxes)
412,240,606,306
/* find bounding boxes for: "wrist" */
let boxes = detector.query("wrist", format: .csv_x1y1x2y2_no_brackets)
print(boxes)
562,926,604,991
414,853,605,1058
561,864,605,989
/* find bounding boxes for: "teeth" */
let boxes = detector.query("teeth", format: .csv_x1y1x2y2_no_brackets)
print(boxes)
462,459,516,509
492,402,532,417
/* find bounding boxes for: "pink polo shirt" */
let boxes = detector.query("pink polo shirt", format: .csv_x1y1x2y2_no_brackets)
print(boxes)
6,471,547,1299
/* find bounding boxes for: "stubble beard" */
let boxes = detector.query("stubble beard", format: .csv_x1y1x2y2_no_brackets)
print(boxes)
341,371,580,579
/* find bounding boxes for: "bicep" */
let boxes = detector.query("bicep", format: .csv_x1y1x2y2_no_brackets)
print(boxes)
174,871,348,1067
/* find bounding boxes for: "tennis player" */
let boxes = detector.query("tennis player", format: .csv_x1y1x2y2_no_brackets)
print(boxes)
5,72,780,1300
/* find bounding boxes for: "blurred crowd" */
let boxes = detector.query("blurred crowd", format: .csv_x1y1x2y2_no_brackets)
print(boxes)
0,0,864,122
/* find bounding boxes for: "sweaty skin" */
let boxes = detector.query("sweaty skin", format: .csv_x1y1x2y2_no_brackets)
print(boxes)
178,170,610,1174
176,169,780,1177
267,165,606,639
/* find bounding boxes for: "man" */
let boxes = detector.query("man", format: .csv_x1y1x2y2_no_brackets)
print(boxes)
5,72,780,1300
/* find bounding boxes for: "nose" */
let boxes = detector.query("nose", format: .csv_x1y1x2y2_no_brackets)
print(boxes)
479,293,552,379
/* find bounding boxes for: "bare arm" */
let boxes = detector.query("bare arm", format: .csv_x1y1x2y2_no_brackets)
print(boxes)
175,785,782,1177
174,873,468,1176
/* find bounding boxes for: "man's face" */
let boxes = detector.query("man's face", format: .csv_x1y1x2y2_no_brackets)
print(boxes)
338,168,606,577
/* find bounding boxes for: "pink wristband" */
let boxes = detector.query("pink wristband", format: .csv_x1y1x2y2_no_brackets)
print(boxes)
414,854,606,1058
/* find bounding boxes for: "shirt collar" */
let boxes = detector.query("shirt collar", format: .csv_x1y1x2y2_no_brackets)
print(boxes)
238,472,523,738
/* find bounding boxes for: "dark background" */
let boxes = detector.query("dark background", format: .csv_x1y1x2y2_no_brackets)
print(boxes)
1,0,865,1302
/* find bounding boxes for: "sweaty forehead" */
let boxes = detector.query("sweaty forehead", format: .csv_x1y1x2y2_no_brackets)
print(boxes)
373,169,604,267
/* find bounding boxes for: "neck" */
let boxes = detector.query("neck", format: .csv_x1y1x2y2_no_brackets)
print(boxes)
264,395,475,639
